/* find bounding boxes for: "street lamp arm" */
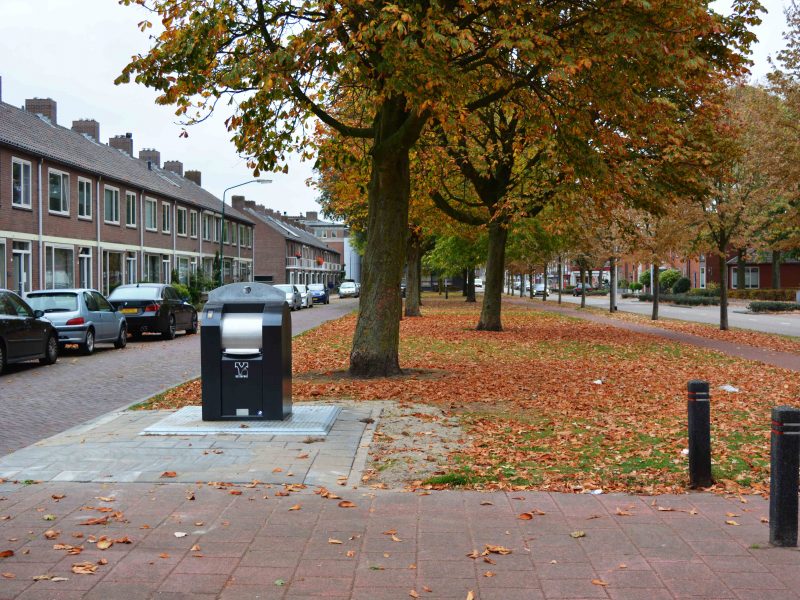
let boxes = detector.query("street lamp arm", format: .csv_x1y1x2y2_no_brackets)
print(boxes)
218,178,272,287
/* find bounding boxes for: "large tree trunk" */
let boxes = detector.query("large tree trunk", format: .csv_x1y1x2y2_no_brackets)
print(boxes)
580,265,586,308
772,250,781,289
557,257,562,305
349,103,411,377
529,271,534,299
736,248,746,291
609,256,617,312
719,253,729,330
477,222,507,331
404,234,421,317
651,263,659,320
466,267,476,303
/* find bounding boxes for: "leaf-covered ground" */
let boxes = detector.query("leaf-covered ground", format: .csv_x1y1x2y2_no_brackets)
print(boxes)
140,297,800,495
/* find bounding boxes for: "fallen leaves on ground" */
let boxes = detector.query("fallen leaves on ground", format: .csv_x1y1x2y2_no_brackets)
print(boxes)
160,471,177,478
71,561,98,575
0,551,13,558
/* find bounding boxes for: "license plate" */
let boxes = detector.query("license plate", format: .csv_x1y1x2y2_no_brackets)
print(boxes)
121,308,138,314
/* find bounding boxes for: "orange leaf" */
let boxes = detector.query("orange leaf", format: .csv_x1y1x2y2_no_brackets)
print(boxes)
160,471,177,478
518,512,533,520
288,504,301,511
591,578,608,586
0,550,14,558
338,501,356,508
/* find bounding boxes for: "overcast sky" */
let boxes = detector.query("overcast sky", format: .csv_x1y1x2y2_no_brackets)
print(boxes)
0,0,789,216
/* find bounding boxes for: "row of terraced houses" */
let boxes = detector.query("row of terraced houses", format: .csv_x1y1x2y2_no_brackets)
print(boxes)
0,84,346,296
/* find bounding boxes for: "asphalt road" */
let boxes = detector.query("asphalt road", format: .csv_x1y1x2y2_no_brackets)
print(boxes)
546,293,800,337
0,298,358,456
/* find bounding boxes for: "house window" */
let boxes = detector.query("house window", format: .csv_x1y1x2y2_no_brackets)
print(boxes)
202,214,212,241
0,241,5,288
213,217,221,242
176,207,187,236
45,245,74,289
177,256,190,284
103,186,120,224
144,254,161,282
48,170,69,215
162,255,172,281
78,178,92,219
125,192,137,227
731,266,760,289
162,203,171,233
125,252,137,284
78,247,92,289
145,198,157,231
12,158,32,208
190,210,198,238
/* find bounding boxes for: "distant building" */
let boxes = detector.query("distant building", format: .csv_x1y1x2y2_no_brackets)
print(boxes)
232,198,342,286
287,211,360,283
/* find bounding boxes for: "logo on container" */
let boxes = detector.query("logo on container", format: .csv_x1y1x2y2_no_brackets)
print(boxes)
234,362,249,379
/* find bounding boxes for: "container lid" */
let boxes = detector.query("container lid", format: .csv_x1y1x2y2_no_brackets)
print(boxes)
207,282,286,305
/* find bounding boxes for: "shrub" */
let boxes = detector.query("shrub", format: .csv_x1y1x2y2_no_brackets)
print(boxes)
749,301,800,313
171,282,191,301
586,289,608,296
637,293,718,306
638,271,650,287
730,289,798,302
619,279,630,291
659,269,682,291
630,282,643,292
688,288,720,297
672,277,691,294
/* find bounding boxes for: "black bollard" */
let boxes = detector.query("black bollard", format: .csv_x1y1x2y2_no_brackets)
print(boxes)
687,380,712,488
769,406,800,547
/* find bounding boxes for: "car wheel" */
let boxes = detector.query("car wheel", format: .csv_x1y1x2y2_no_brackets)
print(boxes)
162,315,177,340
0,341,6,375
80,329,95,355
114,324,127,349
39,334,58,365
186,313,198,335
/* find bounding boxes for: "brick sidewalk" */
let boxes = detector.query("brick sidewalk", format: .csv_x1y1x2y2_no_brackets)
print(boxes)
506,296,800,372
0,481,795,599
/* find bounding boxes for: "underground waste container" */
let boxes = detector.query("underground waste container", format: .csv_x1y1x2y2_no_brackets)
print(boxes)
200,282,292,421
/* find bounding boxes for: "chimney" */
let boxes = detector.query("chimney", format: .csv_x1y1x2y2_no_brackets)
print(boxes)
305,211,318,221
231,195,246,211
139,148,161,168
245,200,257,210
109,133,133,156
72,119,100,141
185,170,202,186
163,160,183,176
25,98,57,123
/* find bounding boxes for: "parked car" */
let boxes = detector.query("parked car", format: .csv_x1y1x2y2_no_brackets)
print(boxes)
307,283,330,304
572,283,594,296
339,281,359,298
0,289,59,374
474,278,484,289
274,284,302,311
296,284,313,308
108,283,197,340
26,289,127,355
533,283,549,297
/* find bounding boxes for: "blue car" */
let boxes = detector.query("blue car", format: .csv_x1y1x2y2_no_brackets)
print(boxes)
307,283,330,304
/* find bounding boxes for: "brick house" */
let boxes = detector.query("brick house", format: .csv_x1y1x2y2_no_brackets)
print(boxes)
232,197,342,286
0,92,254,296
287,211,360,282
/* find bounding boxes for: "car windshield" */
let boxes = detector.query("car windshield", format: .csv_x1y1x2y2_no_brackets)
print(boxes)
274,285,293,293
27,292,78,312
340,282,355,288
108,286,161,300
308,284,324,291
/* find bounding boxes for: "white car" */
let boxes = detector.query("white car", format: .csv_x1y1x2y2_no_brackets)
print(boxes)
339,282,359,298
297,284,313,308
474,278,483,289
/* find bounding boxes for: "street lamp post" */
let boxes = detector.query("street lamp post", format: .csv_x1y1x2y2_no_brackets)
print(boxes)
219,178,271,287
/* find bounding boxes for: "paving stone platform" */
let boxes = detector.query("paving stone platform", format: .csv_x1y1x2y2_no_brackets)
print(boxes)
142,406,341,436
0,403,382,489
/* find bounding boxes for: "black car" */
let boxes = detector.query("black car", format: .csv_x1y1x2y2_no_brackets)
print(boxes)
0,289,59,374
108,283,198,340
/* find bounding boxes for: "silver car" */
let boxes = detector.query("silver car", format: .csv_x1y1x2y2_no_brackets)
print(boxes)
296,284,313,308
26,288,128,355
274,284,302,311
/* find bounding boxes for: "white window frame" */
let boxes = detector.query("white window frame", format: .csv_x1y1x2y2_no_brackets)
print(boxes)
44,243,75,289
213,217,221,242
162,202,172,234
125,252,137,284
145,197,158,231
176,206,187,237
11,157,32,209
103,185,120,225
202,214,212,241
125,192,137,228
78,247,92,289
48,169,70,215
190,210,198,238
0,240,6,288
77,177,93,220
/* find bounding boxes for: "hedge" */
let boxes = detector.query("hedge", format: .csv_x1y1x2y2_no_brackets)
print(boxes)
730,288,799,301
748,301,800,313
638,293,719,306
687,288,720,297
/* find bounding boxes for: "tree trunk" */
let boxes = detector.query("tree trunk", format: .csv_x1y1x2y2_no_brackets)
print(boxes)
349,104,411,377
404,234,421,317
719,253,729,330
580,266,586,308
651,263,659,320
610,256,617,312
541,264,547,301
462,269,468,296
477,222,507,331
772,250,781,289
529,271,534,299
736,248,746,292
466,267,476,303
557,257,562,305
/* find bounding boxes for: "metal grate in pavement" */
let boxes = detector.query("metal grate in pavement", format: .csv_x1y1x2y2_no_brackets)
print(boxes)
140,405,341,436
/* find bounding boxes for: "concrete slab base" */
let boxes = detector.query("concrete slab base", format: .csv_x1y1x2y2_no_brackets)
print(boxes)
141,405,341,436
